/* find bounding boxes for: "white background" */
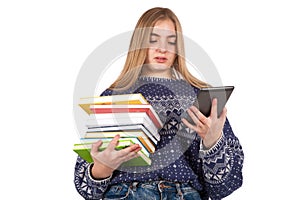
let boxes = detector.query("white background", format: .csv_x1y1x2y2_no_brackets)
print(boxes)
1,0,299,199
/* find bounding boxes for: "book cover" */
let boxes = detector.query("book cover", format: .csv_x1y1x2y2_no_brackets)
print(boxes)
79,93,149,115
89,104,163,128
84,130,156,153
86,123,160,142
79,137,150,157
73,139,151,166
86,112,160,137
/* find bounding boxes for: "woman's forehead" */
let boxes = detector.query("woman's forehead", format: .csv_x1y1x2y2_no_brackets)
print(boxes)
153,19,175,30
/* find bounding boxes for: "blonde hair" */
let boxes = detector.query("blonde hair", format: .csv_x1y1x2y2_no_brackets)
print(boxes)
109,7,209,90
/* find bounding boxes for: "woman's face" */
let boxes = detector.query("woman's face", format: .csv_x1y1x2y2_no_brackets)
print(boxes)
143,19,177,77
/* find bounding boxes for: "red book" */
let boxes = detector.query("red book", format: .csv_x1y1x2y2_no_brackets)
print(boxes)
89,104,163,129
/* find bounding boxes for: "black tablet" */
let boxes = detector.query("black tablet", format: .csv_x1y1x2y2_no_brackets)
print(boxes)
193,86,234,118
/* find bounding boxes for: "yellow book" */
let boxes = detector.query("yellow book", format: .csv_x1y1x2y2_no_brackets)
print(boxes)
79,93,149,115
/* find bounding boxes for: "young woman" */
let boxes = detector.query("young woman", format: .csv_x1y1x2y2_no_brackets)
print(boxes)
74,7,244,200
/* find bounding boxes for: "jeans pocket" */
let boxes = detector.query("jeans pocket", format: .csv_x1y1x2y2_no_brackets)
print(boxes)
103,183,131,200
181,186,202,200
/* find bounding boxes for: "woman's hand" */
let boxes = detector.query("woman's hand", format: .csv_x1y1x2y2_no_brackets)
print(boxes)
90,134,141,179
182,98,227,149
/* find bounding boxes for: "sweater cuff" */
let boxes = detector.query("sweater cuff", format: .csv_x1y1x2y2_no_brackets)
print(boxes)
199,132,225,158
87,163,112,184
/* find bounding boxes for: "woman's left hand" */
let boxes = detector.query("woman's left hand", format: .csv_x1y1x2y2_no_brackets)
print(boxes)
182,98,227,149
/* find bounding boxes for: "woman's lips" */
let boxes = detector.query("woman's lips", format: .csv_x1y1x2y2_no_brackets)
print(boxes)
155,56,167,63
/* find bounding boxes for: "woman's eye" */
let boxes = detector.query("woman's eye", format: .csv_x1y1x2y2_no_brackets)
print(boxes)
149,40,157,43
168,41,176,45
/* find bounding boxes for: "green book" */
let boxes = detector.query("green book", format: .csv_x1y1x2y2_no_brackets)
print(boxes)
73,139,151,167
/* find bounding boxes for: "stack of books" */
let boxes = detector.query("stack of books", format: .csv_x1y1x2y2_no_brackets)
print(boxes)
73,93,163,167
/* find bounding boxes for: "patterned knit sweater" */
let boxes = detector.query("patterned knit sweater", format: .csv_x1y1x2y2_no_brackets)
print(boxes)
74,76,244,200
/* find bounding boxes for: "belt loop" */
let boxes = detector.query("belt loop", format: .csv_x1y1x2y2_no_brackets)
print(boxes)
131,182,138,192
158,180,163,192
175,183,183,199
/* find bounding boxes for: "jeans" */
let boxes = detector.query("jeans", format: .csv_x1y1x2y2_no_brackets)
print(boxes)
103,181,202,200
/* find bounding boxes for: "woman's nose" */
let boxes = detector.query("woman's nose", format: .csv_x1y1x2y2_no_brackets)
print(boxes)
156,41,167,53
157,47,167,53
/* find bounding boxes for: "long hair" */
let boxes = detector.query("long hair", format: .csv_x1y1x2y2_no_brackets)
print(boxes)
109,7,209,90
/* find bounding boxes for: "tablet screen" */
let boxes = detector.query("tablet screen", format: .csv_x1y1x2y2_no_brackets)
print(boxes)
193,86,234,117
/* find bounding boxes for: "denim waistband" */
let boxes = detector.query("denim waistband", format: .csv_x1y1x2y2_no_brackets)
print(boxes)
130,180,192,196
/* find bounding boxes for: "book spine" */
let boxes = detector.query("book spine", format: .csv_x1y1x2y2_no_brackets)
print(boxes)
137,136,155,153
145,110,163,128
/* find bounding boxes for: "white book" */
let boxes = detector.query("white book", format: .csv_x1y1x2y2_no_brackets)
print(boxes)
86,112,160,139
87,124,160,143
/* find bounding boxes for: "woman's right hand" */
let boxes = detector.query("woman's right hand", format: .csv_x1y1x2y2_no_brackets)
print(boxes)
90,134,141,179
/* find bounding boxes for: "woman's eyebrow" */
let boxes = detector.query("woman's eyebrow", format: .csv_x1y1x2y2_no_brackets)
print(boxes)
150,33,160,37
167,35,176,39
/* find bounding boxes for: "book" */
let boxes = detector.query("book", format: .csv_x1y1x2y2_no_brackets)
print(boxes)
86,124,160,143
86,112,160,137
84,130,156,153
79,137,151,157
74,93,163,167
79,93,149,115
73,138,151,166
89,104,163,128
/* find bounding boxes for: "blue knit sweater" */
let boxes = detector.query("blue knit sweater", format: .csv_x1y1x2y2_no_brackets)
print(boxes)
74,77,244,200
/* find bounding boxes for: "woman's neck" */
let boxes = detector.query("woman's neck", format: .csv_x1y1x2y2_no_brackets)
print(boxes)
140,66,173,79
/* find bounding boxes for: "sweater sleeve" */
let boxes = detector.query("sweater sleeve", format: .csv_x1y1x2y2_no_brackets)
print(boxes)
74,156,111,200
199,118,244,200
74,89,114,199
